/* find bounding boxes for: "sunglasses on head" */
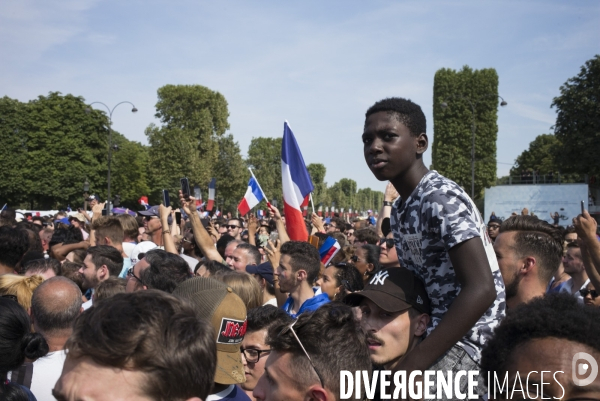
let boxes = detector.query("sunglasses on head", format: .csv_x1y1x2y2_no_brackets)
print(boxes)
2,294,18,302
580,289,599,299
379,238,395,249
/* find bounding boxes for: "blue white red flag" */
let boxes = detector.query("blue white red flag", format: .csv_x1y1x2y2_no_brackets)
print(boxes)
281,121,314,241
238,177,265,216
207,178,216,211
257,209,265,218
319,237,341,266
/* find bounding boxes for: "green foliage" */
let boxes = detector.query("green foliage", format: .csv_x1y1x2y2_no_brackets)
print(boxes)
214,134,247,214
552,55,600,176
354,188,384,212
0,93,112,209
110,132,150,209
433,66,500,198
510,134,560,175
307,163,327,205
146,84,230,203
246,137,283,204
509,133,580,183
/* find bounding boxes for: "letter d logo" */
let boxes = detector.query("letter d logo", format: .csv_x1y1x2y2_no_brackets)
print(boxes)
572,352,598,387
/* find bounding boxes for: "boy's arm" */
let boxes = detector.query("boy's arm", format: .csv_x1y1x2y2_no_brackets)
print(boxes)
394,237,497,372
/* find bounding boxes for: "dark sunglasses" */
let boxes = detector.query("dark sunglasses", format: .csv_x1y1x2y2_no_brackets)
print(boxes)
379,238,395,249
580,289,599,299
226,225,240,229
350,255,360,263
488,225,500,229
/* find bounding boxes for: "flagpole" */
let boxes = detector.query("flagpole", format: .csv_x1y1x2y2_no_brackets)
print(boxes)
0,204,6,212
309,193,315,214
248,167,270,207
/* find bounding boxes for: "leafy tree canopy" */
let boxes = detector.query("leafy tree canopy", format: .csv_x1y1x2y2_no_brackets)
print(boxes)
551,55,600,176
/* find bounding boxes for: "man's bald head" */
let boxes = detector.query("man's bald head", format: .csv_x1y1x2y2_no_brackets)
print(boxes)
31,276,82,336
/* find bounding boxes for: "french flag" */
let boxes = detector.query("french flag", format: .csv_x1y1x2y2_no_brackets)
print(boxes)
238,177,264,216
207,178,216,211
138,196,150,210
257,209,265,218
281,122,314,241
319,237,341,266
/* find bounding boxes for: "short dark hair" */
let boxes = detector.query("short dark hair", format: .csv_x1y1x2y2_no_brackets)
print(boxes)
0,298,48,374
24,258,61,277
354,228,379,245
247,304,292,333
194,259,230,277
92,216,125,245
267,302,371,396
365,97,427,137
280,241,321,284
499,216,563,283
65,291,216,401
86,246,123,277
0,227,29,269
94,277,127,302
227,218,242,227
331,217,346,233
141,250,191,293
216,234,236,258
30,276,82,336
481,293,600,377
236,242,261,266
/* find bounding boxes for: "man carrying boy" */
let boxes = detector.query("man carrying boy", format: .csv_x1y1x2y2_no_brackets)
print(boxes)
362,97,506,398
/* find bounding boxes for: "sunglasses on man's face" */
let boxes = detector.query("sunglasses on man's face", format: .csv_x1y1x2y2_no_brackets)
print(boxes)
379,238,395,249
580,289,599,299
226,225,240,230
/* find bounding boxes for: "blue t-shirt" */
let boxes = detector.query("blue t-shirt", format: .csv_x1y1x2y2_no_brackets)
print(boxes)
282,291,330,318
207,385,251,401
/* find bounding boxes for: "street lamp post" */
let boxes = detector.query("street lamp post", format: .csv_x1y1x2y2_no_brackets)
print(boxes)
86,101,137,215
440,95,507,199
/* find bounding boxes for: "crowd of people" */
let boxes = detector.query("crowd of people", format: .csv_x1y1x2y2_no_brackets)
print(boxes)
1,97,599,401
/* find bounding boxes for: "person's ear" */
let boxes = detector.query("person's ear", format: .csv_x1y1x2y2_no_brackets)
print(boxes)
104,237,113,246
521,256,536,276
297,269,307,282
414,313,430,337
415,133,428,155
306,385,329,401
367,263,375,273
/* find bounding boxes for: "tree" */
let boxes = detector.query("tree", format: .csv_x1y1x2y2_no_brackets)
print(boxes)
509,134,580,184
109,133,150,209
214,134,247,214
552,55,600,176
0,93,110,209
510,134,560,176
433,66,501,198
307,163,327,206
146,85,230,202
246,137,283,204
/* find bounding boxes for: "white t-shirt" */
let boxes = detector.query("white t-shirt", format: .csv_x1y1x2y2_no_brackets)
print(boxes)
560,277,591,304
122,242,136,258
30,349,67,401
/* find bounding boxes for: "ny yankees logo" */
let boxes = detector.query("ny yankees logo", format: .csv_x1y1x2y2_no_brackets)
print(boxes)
370,270,389,285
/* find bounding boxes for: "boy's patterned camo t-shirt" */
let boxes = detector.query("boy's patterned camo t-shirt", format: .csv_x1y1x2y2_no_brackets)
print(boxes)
391,170,506,363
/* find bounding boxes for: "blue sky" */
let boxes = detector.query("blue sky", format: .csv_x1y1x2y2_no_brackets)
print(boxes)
1,0,598,192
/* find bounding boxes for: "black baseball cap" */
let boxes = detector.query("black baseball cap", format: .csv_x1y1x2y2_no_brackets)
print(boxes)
344,268,430,314
246,262,274,285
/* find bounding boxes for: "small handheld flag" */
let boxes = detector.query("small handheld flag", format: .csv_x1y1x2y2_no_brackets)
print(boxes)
207,178,216,211
319,237,341,266
238,176,265,216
